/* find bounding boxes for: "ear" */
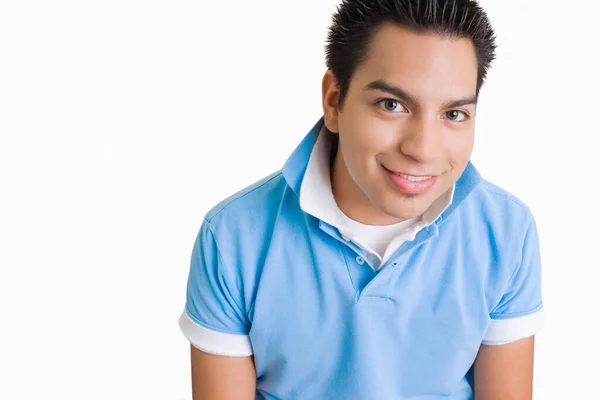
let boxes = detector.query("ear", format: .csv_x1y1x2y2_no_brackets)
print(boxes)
321,70,340,133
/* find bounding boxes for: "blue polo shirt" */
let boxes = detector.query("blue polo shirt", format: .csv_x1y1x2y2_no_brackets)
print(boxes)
179,117,545,399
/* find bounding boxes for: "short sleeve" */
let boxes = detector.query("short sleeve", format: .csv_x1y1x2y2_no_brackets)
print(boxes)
178,219,253,356
482,217,545,345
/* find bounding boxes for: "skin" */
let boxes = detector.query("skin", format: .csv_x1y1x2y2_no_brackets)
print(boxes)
474,337,536,399
190,344,255,400
190,22,536,399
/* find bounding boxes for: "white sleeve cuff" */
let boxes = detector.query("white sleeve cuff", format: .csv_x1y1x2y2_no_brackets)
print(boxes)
178,310,254,357
482,339,514,345
482,307,545,344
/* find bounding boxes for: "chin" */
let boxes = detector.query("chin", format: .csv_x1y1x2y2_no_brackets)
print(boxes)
378,193,433,220
376,202,423,222
392,208,425,221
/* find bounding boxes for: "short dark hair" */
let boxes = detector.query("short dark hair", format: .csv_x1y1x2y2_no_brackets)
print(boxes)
325,0,497,108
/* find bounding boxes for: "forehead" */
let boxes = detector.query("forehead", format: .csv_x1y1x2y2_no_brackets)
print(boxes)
352,23,478,101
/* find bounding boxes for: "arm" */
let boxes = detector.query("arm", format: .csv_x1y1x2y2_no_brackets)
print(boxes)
475,215,544,398
473,336,535,400
179,220,256,399
190,345,256,400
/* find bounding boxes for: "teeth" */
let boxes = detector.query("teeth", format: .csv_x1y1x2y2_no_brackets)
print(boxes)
399,174,432,182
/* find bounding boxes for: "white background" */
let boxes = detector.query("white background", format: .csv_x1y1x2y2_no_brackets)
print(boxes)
1,1,598,399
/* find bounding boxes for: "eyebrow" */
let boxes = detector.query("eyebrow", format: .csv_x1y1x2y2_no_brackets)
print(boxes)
364,80,477,109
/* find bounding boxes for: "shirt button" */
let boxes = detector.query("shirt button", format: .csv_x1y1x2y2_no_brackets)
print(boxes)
367,254,378,264
356,256,365,265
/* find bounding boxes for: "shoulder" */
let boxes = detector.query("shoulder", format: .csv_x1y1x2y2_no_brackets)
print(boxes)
198,170,295,277
206,170,285,221
463,179,536,232
449,179,538,278
204,170,288,234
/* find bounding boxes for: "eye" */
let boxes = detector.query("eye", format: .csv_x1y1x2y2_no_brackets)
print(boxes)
377,99,407,113
444,110,469,122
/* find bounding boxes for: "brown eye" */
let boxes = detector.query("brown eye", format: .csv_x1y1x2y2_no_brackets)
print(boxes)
377,99,406,113
445,110,468,122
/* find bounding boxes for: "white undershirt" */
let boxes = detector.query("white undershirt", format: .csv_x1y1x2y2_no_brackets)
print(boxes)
337,209,421,264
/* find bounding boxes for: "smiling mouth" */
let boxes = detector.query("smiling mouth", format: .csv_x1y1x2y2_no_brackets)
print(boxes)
382,166,440,195
395,173,433,182
383,166,438,180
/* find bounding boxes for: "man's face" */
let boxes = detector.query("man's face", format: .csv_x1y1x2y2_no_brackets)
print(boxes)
323,23,479,224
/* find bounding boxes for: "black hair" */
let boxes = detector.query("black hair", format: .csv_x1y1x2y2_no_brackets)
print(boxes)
325,0,497,108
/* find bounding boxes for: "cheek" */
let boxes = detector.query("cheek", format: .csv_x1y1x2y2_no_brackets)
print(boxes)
446,130,474,164
340,117,397,159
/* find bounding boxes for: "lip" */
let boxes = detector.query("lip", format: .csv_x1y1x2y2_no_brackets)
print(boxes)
383,166,438,195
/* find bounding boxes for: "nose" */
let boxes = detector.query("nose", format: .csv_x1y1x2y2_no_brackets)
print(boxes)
398,115,443,164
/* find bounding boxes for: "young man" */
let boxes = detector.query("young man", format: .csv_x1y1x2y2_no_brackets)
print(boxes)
179,0,545,398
